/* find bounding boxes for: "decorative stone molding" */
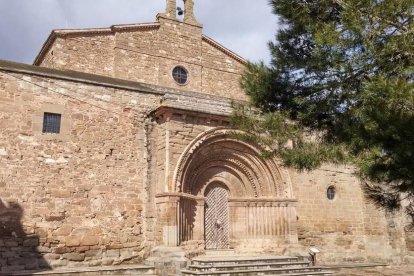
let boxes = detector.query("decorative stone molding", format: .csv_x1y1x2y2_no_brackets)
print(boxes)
155,192,204,201
172,127,295,199
185,154,260,197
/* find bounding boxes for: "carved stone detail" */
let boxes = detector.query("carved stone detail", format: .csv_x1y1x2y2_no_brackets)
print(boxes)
173,128,293,199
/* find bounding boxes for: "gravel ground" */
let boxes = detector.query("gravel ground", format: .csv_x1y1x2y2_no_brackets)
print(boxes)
333,265,414,275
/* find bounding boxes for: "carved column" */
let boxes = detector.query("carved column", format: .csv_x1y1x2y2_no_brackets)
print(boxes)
193,198,205,241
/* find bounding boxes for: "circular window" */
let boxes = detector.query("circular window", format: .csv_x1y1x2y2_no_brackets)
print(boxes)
172,66,188,85
327,186,336,200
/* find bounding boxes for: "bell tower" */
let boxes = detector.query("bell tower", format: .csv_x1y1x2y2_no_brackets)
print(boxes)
183,0,200,25
163,0,201,25
164,0,177,19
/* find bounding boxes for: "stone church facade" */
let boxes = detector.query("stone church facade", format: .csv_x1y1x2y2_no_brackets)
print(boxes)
0,0,412,272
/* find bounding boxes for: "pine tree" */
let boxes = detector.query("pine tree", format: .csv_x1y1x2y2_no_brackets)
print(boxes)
233,0,414,223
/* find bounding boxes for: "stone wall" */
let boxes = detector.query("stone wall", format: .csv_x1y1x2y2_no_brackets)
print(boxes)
148,109,224,247
114,27,161,84
1,58,412,271
201,40,247,101
0,69,161,271
290,165,408,264
40,35,115,77
37,17,246,101
146,104,411,263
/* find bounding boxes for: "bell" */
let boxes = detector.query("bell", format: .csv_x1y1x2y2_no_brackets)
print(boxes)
177,7,184,16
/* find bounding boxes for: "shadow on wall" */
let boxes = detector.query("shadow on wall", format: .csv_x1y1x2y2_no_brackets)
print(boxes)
179,198,197,244
0,199,50,273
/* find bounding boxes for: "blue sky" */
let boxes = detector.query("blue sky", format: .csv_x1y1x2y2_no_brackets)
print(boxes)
0,0,279,65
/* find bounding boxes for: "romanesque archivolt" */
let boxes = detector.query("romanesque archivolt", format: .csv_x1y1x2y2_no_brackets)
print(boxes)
172,127,294,199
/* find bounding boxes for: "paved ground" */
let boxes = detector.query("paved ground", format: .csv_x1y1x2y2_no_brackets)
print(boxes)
334,265,414,275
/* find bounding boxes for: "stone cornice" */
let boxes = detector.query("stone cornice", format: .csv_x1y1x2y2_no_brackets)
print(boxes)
202,35,247,65
152,105,232,122
228,198,298,203
155,192,204,201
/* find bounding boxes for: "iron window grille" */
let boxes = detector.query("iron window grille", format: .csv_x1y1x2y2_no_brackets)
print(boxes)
42,112,61,134
172,66,188,85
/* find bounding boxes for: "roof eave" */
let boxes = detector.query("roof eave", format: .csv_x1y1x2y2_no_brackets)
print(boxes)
202,35,248,65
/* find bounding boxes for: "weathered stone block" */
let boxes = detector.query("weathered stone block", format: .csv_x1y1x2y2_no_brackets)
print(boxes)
101,258,114,266
1,251,16,258
1,265,25,272
80,236,99,246
53,225,73,237
4,241,18,247
106,243,123,250
23,238,39,247
65,236,81,247
53,246,70,254
74,246,90,253
45,214,66,222
105,249,120,258
24,259,40,270
50,190,71,198
50,259,69,267
35,228,49,239
63,253,85,262
44,253,60,260
85,249,102,258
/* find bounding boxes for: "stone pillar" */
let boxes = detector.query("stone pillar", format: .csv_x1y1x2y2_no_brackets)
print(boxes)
165,0,177,19
183,0,200,25
287,203,299,244
156,194,180,246
193,198,205,241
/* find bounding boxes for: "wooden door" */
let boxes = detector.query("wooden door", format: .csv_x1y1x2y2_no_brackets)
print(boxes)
205,186,230,249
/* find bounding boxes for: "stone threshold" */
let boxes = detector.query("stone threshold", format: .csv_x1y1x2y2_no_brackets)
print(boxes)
0,264,155,276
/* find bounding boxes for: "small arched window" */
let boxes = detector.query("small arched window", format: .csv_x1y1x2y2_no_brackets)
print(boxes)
327,186,336,200
172,66,188,85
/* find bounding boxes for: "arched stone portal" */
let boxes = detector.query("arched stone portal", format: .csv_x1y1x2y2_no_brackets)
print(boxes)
172,128,299,253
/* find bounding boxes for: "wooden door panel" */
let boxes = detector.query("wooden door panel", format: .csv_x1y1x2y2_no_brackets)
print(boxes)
205,186,229,249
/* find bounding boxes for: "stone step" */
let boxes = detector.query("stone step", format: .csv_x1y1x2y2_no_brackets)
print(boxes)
0,265,156,276
181,266,331,275
204,250,236,256
188,261,311,272
191,255,299,266
184,255,333,276
264,272,333,276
